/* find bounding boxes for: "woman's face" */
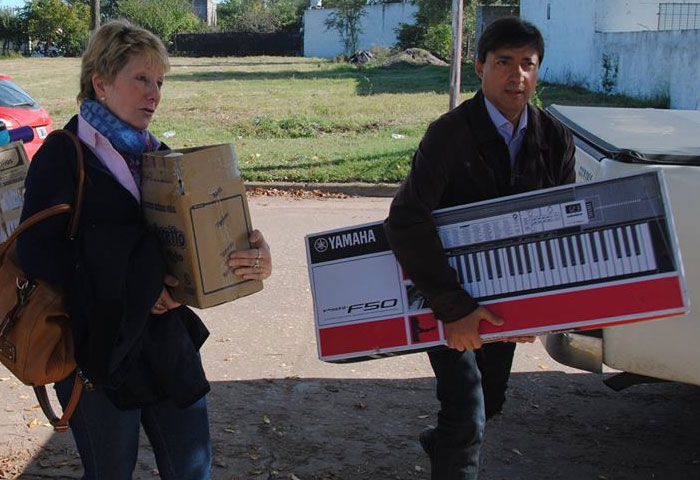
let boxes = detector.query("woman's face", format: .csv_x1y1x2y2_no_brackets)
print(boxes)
92,54,165,131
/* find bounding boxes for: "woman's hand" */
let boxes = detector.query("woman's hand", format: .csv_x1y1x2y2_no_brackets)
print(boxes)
227,229,272,280
151,274,181,315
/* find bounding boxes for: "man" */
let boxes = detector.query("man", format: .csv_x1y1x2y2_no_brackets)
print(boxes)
384,17,575,479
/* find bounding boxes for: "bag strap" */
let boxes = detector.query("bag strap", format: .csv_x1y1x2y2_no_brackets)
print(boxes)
0,129,86,259
50,129,86,239
34,376,84,432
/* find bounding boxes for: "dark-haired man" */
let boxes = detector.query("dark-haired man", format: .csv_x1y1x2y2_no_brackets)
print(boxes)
384,16,575,479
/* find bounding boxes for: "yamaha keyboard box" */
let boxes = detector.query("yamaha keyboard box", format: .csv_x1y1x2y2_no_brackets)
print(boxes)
305,171,689,363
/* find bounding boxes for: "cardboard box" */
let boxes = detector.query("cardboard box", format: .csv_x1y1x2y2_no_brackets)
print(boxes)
306,171,688,363
0,142,29,243
141,144,262,309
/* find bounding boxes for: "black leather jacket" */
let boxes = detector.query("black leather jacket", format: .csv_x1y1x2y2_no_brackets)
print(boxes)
384,90,575,323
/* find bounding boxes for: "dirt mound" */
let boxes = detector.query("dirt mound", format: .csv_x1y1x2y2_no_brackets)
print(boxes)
384,48,448,67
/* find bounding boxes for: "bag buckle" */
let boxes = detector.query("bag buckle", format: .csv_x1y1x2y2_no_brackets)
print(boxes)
16,277,36,306
77,369,95,391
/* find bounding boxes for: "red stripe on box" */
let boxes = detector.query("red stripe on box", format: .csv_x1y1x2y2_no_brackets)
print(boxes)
480,276,685,335
319,317,407,357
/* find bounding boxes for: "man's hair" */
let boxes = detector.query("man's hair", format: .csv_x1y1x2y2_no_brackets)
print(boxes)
476,16,545,64
78,19,170,104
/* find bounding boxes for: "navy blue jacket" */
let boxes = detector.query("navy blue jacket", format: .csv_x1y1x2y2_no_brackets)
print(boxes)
18,116,209,409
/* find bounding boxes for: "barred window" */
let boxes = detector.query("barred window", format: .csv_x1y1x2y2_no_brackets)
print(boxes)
659,3,700,30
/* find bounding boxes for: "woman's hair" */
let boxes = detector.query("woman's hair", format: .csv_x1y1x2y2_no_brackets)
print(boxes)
78,19,170,103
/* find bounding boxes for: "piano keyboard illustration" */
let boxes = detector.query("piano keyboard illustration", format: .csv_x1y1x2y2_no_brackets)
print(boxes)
447,221,667,300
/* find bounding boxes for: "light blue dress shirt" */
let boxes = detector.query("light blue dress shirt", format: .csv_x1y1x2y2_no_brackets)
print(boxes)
483,97,528,167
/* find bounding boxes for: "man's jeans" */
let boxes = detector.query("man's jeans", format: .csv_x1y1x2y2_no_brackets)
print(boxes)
475,341,516,420
427,348,485,480
56,374,212,480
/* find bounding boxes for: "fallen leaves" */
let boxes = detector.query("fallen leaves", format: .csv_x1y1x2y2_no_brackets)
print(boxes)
247,187,349,199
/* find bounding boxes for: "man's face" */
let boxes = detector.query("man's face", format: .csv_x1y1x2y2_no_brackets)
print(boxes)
475,45,540,124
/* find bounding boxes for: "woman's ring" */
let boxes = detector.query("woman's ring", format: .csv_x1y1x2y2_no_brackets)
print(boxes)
253,259,261,269
256,248,261,260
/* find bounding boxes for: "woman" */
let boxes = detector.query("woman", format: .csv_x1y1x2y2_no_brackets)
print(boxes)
18,20,271,479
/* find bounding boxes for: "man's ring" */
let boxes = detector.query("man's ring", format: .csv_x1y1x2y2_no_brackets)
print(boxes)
256,248,261,260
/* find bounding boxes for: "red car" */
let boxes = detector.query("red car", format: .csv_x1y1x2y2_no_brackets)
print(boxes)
0,74,53,160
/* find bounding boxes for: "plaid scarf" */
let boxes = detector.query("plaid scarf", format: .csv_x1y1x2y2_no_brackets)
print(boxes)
80,99,154,184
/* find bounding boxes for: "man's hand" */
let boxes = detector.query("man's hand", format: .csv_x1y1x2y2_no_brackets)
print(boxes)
444,306,504,351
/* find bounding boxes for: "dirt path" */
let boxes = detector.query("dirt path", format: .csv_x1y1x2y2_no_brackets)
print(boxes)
2,195,699,480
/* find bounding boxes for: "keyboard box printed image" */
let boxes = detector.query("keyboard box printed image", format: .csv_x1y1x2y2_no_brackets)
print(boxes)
305,170,688,363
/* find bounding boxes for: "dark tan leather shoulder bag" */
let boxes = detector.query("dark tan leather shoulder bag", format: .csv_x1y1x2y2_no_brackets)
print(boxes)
0,129,86,432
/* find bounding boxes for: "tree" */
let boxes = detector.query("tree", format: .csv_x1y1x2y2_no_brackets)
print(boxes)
99,0,122,23
0,9,25,55
23,0,90,56
396,0,518,60
217,0,306,33
324,0,366,55
117,0,208,43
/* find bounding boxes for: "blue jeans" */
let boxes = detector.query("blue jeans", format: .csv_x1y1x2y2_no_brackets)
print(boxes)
56,375,212,480
475,341,516,420
427,348,485,480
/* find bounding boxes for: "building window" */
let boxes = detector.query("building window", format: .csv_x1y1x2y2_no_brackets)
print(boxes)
658,3,700,30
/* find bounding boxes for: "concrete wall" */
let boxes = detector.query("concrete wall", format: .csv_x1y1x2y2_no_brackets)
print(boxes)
521,0,597,86
303,2,418,58
596,29,700,109
521,0,700,109
594,0,699,31
595,0,660,31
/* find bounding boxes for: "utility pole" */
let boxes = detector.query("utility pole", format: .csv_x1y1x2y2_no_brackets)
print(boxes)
448,0,463,111
90,0,100,32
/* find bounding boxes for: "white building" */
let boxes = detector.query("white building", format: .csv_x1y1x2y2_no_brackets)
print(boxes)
521,0,700,109
303,1,418,58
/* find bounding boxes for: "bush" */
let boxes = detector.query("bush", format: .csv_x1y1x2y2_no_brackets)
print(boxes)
395,21,451,62
395,22,424,51
422,24,451,61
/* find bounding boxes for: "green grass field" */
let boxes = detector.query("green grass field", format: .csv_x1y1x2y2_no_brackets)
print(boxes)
1,56,661,183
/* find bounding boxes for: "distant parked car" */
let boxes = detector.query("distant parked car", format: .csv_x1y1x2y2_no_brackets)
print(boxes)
0,74,53,160
542,104,700,390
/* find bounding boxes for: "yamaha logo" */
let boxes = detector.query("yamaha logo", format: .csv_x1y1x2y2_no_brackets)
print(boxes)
314,237,329,253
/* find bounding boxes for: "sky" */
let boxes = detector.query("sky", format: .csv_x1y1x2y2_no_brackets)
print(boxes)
2,0,26,8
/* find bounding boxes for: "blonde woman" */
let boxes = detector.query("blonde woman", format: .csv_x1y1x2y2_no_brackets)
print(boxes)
18,20,271,479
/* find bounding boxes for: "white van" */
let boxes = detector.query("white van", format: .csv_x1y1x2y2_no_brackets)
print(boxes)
542,105,700,389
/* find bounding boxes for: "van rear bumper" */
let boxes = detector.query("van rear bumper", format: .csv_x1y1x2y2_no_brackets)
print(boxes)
541,332,603,374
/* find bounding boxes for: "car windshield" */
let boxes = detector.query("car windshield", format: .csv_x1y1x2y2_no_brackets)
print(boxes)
0,79,38,109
